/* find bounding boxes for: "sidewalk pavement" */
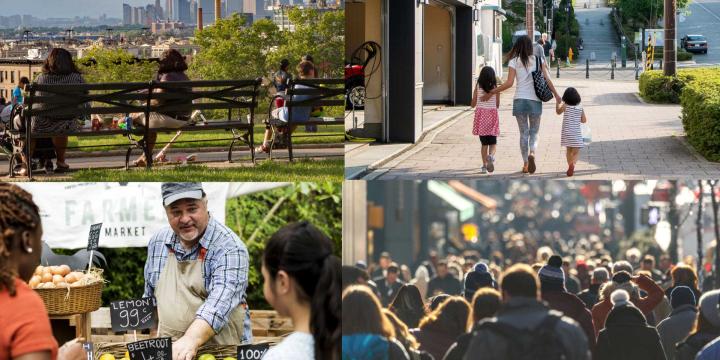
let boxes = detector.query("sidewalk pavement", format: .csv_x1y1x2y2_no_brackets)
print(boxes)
361,78,720,180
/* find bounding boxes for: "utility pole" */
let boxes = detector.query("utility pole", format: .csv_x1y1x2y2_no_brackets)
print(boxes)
526,0,535,38
669,180,680,264
664,0,677,76
710,180,720,289
697,180,704,278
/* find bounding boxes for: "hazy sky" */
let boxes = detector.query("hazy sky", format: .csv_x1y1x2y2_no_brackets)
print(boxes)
1,1,158,18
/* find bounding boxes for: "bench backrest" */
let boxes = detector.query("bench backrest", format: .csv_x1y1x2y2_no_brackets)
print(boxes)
285,78,345,109
24,78,262,121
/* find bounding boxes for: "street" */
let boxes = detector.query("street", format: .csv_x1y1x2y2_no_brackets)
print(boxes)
678,0,720,65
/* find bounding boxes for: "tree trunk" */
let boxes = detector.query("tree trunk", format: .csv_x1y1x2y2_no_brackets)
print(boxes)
669,180,680,263
711,181,720,290
664,0,677,76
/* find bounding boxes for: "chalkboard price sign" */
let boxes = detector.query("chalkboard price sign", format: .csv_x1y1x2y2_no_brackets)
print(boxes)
110,298,157,332
236,344,269,360
87,223,103,251
127,337,171,360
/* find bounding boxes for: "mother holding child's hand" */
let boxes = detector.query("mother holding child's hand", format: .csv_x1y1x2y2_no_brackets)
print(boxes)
481,35,561,174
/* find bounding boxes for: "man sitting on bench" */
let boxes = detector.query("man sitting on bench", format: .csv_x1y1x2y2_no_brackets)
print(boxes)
256,60,315,154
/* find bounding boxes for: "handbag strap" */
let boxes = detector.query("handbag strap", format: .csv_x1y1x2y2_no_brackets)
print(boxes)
535,55,541,73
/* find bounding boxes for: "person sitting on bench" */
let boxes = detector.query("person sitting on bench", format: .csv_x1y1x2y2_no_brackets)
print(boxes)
256,60,315,154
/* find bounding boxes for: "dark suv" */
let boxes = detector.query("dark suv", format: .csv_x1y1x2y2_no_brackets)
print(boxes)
681,34,708,54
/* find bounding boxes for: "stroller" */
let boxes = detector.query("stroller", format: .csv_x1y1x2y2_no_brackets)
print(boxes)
0,104,56,176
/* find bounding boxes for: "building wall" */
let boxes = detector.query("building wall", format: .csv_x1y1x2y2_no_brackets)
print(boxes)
0,62,42,101
342,181,368,265
423,4,452,103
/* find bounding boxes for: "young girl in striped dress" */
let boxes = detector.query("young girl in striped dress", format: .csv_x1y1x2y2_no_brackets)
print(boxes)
471,66,500,174
556,87,587,176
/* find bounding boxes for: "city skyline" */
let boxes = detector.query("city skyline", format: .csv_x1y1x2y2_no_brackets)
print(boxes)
1,1,170,19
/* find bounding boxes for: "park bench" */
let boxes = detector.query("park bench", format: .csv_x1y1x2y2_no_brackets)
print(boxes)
265,78,345,161
9,78,262,179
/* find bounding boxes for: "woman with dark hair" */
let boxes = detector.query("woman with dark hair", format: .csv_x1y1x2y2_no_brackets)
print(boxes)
14,48,85,175
410,296,471,360
131,48,191,167
486,35,561,174
0,183,87,360
383,310,433,360
260,222,341,360
389,284,427,329
342,286,410,360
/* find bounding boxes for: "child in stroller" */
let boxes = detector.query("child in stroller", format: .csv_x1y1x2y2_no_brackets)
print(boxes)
0,103,57,176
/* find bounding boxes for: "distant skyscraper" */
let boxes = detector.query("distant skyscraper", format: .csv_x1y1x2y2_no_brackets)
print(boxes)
123,3,132,25
178,0,192,23
155,0,163,19
190,0,197,24
200,0,214,25
166,0,173,19
227,0,242,15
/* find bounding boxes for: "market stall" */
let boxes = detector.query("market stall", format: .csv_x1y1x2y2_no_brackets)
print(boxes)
17,182,294,360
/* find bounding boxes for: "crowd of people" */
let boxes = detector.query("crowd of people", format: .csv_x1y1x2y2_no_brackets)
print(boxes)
342,247,720,360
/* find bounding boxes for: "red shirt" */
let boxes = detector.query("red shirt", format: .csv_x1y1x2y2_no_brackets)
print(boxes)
0,278,58,360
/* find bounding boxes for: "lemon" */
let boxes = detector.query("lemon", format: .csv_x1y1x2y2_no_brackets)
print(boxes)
125,352,130,359
222,357,236,360
198,354,216,360
99,354,116,360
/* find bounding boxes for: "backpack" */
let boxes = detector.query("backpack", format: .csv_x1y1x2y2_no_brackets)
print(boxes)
342,334,390,360
476,313,568,360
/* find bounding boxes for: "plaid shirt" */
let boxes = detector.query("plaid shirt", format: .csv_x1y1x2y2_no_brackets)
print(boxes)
143,216,252,342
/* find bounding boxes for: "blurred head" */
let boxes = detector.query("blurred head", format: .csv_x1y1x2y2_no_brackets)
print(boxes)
342,285,395,338
641,255,656,271
671,264,698,289
693,290,720,335
43,48,80,75
18,76,29,89
538,255,565,292
389,284,425,314
610,289,631,308
0,183,43,296
536,246,553,263
418,296,471,339
562,87,581,106
471,287,502,324
280,58,290,71
263,222,340,360
659,254,672,271
600,271,640,302
477,66,497,93
379,252,391,269
625,248,641,264
591,267,609,285
158,49,188,74
400,264,412,283
342,265,368,291
437,260,449,278
429,294,450,311
297,60,316,79
670,286,697,309
386,263,399,283
382,309,419,350
501,264,540,301
612,260,633,276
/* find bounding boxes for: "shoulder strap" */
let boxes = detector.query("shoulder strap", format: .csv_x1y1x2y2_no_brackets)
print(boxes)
535,55,541,72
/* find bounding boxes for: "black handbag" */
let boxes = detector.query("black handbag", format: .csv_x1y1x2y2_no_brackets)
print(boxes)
531,56,554,102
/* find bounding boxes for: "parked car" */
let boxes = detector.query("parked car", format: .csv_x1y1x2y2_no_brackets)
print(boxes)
681,34,708,54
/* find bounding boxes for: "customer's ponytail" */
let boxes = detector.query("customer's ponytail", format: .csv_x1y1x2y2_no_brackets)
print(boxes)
263,221,341,360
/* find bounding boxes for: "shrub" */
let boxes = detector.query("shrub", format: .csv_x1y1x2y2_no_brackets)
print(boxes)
639,68,720,104
681,79,720,162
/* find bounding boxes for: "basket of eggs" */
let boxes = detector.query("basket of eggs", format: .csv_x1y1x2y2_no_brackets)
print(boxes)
28,265,105,315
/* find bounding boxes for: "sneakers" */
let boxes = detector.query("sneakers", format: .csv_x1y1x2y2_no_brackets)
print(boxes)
487,155,495,173
480,166,488,174
567,164,575,177
255,144,270,154
528,154,537,174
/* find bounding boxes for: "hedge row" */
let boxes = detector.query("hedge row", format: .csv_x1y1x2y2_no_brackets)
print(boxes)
639,68,720,104
680,78,720,162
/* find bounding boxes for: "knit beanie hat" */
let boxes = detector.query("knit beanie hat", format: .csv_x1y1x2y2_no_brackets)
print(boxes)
463,262,496,301
611,289,630,308
539,255,566,291
474,262,489,273
698,289,720,328
670,286,697,309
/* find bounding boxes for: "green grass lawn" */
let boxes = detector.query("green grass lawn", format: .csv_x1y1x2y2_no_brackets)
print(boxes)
68,125,345,152
70,159,343,181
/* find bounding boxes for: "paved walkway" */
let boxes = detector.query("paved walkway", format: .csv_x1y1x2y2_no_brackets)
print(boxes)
575,7,619,63
363,78,720,180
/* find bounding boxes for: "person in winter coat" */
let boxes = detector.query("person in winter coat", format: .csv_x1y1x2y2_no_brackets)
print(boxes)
675,289,720,360
462,264,590,360
539,255,596,351
383,309,434,360
427,261,462,297
591,271,664,337
410,296,470,360
442,288,502,360
696,336,720,360
342,285,410,360
664,264,702,304
389,284,428,329
595,289,667,360
461,262,497,302
657,286,698,360
578,267,609,309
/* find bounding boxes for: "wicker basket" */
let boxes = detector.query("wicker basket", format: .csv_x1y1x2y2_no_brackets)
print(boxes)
95,343,277,360
35,281,104,315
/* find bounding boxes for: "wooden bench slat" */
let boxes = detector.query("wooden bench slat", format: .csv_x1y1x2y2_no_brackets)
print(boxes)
286,100,345,107
291,79,345,85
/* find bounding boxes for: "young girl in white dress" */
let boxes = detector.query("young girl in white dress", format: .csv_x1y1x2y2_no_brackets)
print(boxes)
556,87,587,177
261,222,340,360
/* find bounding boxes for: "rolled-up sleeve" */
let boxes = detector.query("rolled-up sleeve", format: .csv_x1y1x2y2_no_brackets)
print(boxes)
142,235,163,299
196,244,249,333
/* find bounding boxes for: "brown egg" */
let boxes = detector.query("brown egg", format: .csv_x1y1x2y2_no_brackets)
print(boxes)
58,265,71,276
56,282,69,288
28,276,41,288
41,272,53,283
51,266,64,276
70,281,84,287
43,282,57,289
64,273,77,284
52,274,64,284
34,266,43,276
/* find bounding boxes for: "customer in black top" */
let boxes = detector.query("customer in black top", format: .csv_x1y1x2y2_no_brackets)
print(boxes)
578,267,608,309
376,263,405,307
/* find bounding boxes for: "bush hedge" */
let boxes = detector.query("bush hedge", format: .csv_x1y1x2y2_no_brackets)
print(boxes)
639,68,720,104
680,79,720,162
